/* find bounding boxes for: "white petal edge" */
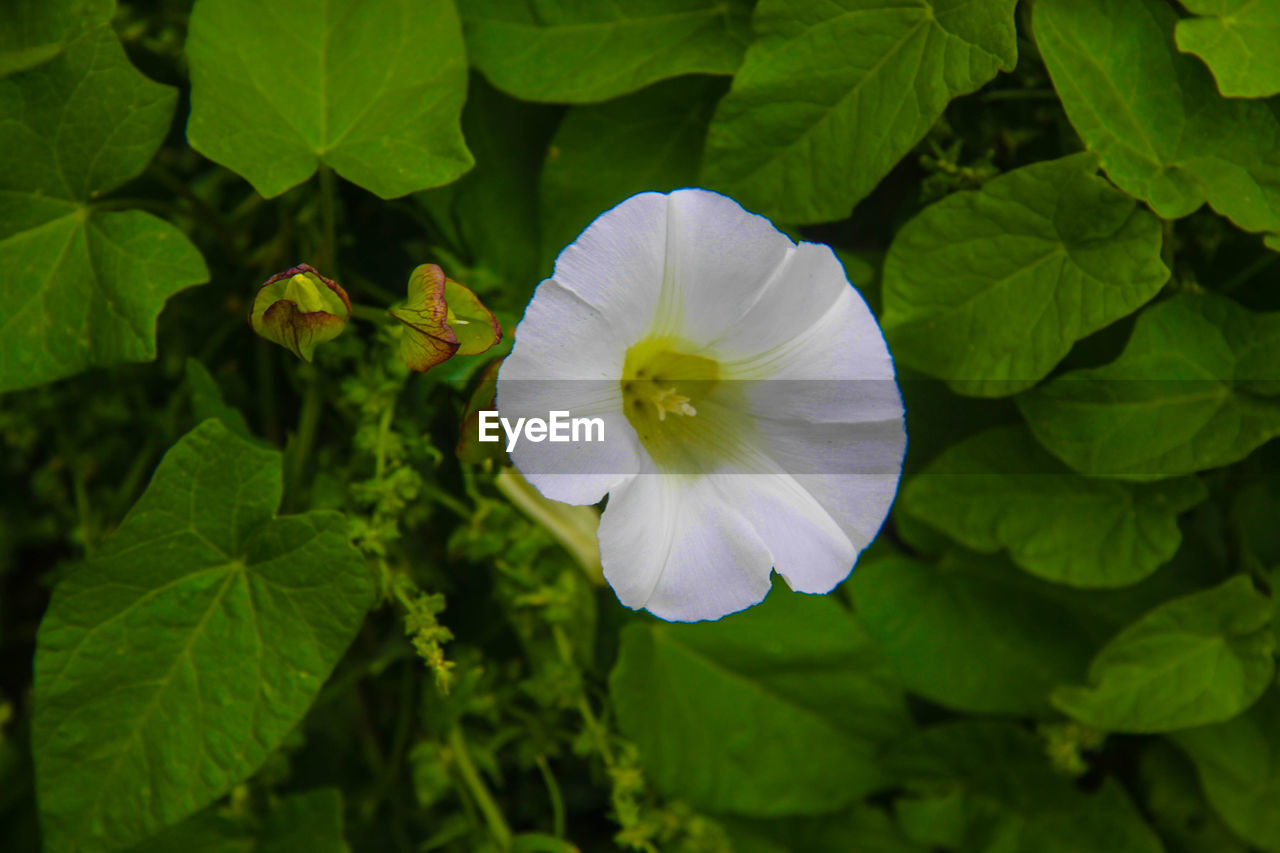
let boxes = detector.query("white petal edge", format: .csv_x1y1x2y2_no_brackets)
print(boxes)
599,461,776,622
547,192,670,345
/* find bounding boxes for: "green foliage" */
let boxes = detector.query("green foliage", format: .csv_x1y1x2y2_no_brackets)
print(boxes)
901,425,1206,587
609,585,909,816
4,1,1280,851
882,154,1168,396
0,0,107,77
131,789,351,853
1174,688,1280,851
1019,294,1280,479
0,3,206,392
1138,741,1251,853
1176,0,1280,98
1035,0,1280,242
416,75,558,287
721,807,924,852
539,76,726,273
850,553,1103,716
186,0,473,199
1053,575,1275,733
458,0,751,103
701,0,1018,222
184,359,252,438
32,420,374,851
888,722,1164,852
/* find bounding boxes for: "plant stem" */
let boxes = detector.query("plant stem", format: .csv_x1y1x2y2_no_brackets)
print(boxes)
351,302,392,324
420,483,472,519
534,754,566,838
374,400,396,485
449,726,512,851
287,363,323,508
256,338,281,443
551,625,613,766
497,468,603,585
1220,252,1279,295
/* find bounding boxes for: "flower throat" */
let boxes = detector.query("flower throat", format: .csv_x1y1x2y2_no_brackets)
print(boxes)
621,337,725,469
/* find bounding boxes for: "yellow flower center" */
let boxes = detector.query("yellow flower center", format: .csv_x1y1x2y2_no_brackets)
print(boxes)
621,337,751,472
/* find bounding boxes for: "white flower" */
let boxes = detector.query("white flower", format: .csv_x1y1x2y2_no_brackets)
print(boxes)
497,189,905,622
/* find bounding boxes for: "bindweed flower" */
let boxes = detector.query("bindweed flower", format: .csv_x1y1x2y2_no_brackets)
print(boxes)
497,189,905,622
250,264,351,362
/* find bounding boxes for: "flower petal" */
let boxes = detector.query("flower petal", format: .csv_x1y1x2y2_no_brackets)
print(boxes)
750,415,906,560
728,281,902,426
499,279,644,505
652,189,794,341
548,192,670,344
495,377,641,505
599,463,775,622
706,470,858,595
501,280,626,381
720,245,891,382
501,409,640,506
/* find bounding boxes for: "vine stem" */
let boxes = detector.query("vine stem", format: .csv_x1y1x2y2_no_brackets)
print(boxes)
449,726,512,851
286,362,322,509
1220,252,1279,295
350,302,391,324
552,625,614,767
535,754,567,838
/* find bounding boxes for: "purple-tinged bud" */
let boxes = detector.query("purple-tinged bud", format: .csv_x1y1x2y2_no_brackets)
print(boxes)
250,264,351,362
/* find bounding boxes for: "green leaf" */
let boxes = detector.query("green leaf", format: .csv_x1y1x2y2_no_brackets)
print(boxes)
457,0,750,103
850,553,1103,715
0,0,108,77
130,789,350,853
538,75,726,274
416,74,559,287
901,425,1206,588
722,806,925,853
1230,479,1280,574
1274,566,1280,653
1017,293,1280,480
1176,0,1280,99
1035,0,1280,241
185,359,252,439
608,583,910,815
882,154,1168,396
1174,688,1280,852
32,420,375,852
185,0,472,199
700,0,1018,223
1052,575,1275,733
0,19,208,393
1137,741,1250,853
888,722,1164,853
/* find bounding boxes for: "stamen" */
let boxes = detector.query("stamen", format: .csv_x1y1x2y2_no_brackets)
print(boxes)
650,387,697,421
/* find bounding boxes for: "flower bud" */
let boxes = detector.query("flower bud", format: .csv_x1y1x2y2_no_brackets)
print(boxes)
250,264,351,362
391,264,501,372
